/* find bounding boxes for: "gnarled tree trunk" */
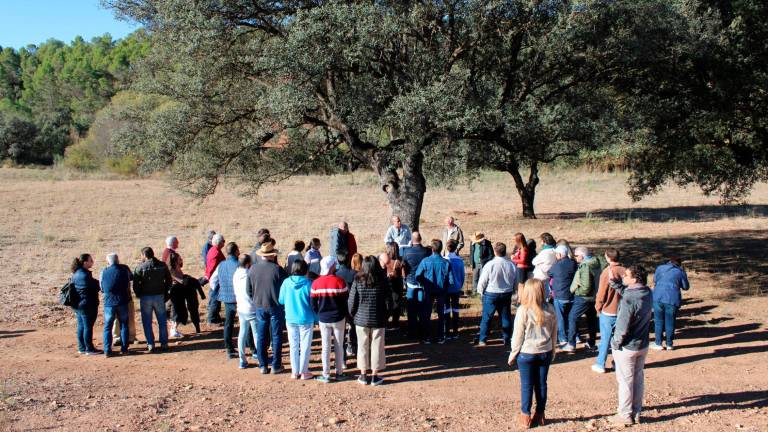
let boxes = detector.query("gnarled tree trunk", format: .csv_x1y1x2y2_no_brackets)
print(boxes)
372,149,426,232
507,160,540,219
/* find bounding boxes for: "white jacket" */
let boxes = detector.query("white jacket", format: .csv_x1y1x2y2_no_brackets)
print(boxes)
532,248,557,281
233,267,257,314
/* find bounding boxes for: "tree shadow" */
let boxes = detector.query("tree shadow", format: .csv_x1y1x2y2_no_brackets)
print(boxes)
540,204,768,223
581,229,768,298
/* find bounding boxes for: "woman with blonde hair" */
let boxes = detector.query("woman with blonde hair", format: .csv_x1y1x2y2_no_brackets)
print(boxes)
350,253,364,272
508,279,558,429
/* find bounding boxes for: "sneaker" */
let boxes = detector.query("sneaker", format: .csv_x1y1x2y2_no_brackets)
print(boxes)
561,344,575,353
649,342,664,351
77,350,86,355
227,351,238,359
357,375,369,385
290,373,300,380
84,350,101,356
271,366,285,375
370,375,384,386
170,329,183,338
633,413,641,424
160,344,169,352
260,368,270,375
607,414,633,426
665,345,674,351
584,341,596,351
558,341,568,348
316,375,332,384
591,364,606,373
345,347,356,357
300,373,314,380
146,345,155,354
239,361,248,369
437,338,446,345
421,339,431,345
104,351,113,358
335,372,346,381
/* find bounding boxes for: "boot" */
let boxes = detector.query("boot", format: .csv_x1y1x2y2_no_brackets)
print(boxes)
518,413,532,429
532,411,546,426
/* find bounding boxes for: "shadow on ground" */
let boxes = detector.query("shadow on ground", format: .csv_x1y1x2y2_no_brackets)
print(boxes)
540,204,768,223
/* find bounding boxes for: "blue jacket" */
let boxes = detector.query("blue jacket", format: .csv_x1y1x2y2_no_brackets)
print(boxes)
548,257,577,301
279,276,316,325
415,253,454,295
72,268,100,310
336,264,357,287
402,245,431,287
212,256,239,303
447,253,465,294
653,262,690,306
100,264,132,307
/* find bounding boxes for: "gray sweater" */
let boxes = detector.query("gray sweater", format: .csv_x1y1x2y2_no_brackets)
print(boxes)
611,283,652,351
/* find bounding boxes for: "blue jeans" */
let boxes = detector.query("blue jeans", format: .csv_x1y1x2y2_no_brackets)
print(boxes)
654,302,678,347
567,296,597,346
478,292,513,344
425,293,446,342
256,307,284,369
207,291,221,323
238,311,259,365
596,313,617,368
223,302,237,353
517,351,553,415
444,293,461,337
406,287,428,340
553,299,572,344
75,306,98,353
139,294,168,348
104,304,129,354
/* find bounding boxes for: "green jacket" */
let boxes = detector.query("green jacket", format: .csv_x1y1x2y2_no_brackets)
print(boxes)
570,256,602,300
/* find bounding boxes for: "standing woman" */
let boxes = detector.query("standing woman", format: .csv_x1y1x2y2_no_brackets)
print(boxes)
511,233,533,290
348,256,393,386
279,260,316,379
350,253,363,272
71,254,101,355
167,252,190,338
508,279,558,428
304,238,323,279
384,242,404,330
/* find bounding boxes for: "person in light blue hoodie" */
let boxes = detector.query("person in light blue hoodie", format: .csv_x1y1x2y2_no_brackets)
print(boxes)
279,259,316,380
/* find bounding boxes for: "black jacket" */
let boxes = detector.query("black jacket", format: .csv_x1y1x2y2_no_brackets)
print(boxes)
132,258,172,298
348,277,393,328
248,258,287,309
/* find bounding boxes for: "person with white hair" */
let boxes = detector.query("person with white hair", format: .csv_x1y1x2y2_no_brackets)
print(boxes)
384,215,412,247
206,233,226,324
100,253,133,356
441,216,465,256
564,246,602,352
162,236,181,268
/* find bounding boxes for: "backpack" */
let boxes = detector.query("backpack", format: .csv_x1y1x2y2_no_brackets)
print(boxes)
59,280,79,308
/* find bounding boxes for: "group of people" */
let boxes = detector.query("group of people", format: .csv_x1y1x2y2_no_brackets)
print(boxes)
67,215,690,427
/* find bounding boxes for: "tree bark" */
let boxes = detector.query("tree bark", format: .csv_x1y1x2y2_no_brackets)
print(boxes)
372,149,426,232
508,160,539,219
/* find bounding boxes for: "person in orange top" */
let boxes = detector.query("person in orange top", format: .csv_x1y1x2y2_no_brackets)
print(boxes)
593,248,626,373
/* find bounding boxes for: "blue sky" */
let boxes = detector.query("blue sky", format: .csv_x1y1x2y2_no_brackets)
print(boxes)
0,0,140,49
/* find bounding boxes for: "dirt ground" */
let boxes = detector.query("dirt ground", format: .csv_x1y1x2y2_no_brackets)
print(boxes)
0,168,766,431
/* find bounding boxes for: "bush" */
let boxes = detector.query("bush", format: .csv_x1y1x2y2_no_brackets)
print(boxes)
63,140,99,171
104,155,138,175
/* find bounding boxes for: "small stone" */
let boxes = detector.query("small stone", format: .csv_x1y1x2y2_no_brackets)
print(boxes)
328,417,344,425
316,422,326,428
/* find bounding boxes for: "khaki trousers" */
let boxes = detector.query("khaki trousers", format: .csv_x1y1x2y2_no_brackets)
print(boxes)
613,347,648,419
356,327,385,373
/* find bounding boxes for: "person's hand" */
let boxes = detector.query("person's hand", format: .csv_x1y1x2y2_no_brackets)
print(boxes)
507,355,516,367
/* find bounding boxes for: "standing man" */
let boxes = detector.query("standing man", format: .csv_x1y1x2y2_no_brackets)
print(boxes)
335,252,358,357
651,257,690,351
311,256,350,382
469,232,494,294
565,246,602,352
206,233,226,324
202,230,216,269
476,242,517,347
415,240,453,344
445,240,465,340
162,236,181,268
400,232,431,341
384,215,412,247
100,253,132,356
593,248,626,373
547,245,577,348
330,221,358,258
209,242,241,359
133,247,172,353
249,242,288,374
249,228,271,261
609,265,653,426
441,216,465,256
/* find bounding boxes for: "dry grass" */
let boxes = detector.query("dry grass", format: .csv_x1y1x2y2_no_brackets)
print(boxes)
1,167,766,326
